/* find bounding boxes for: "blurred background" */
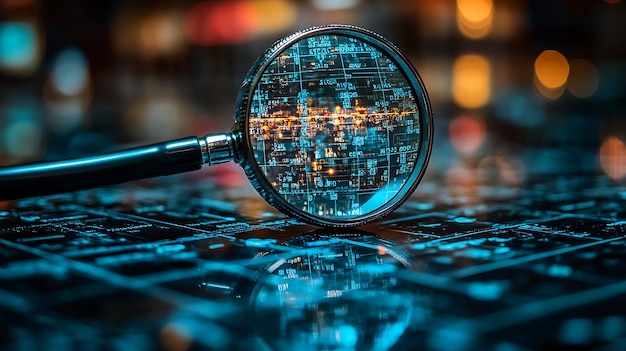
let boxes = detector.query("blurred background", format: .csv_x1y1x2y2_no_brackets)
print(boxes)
0,0,625,190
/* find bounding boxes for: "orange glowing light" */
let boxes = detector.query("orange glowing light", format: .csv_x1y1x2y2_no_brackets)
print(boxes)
328,168,335,175
449,115,486,154
457,0,492,23
252,0,296,34
534,50,569,89
377,245,387,255
452,55,491,109
567,59,599,99
456,0,493,39
599,136,626,180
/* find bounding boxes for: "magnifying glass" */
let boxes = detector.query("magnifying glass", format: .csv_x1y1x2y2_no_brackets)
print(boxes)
0,24,433,227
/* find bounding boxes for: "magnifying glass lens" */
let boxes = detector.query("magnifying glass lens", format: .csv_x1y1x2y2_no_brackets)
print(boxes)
245,27,431,226
0,25,431,228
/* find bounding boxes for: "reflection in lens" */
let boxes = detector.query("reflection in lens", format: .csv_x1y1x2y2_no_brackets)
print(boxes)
251,232,415,351
249,33,422,221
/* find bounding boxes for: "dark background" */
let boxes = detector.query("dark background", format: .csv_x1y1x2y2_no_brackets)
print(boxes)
1,0,625,189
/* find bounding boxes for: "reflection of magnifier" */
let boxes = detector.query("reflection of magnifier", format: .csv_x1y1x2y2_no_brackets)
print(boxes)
249,231,416,351
0,24,433,227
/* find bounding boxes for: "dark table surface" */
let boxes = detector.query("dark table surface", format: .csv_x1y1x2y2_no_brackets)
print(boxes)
1,170,625,351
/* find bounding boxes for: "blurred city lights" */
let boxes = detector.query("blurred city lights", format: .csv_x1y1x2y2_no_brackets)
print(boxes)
449,114,486,154
0,21,42,75
311,0,359,11
534,50,569,89
599,136,626,180
567,59,599,99
452,55,491,109
456,0,493,39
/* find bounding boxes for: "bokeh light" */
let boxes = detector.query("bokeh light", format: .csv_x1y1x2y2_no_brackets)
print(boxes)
449,114,486,154
567,59,599,99
113,10,186,60
599,136,626,181
0,107,46,162
456,0,493,39
0,21,43,75
311,0,359,11
186,1,258,46
253,0,297,34
185,0,296,46
452,54,491,109
43,48,92,134
139,12,186,59
534,50,569,89
50,49,89,96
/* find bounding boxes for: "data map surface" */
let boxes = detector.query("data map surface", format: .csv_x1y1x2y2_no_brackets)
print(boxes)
249,33,422,220
1,174,626,350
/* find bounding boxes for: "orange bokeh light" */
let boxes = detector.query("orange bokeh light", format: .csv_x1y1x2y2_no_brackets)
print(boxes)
452,55,491,108
534,50,569,89
599,136,626,180
456,0,493,39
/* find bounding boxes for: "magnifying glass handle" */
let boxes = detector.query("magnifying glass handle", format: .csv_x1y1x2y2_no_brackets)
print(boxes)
0,133,235,201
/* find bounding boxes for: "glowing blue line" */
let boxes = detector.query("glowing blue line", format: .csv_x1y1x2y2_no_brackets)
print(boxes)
165,140,197,150
0,147,159,176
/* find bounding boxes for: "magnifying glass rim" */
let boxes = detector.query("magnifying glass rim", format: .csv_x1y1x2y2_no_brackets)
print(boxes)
234,24,433,227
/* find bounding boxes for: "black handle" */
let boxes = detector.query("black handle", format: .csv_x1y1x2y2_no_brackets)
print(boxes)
0,137,204,201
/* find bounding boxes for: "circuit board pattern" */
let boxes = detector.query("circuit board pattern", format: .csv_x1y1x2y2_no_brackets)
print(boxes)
1,174,626,350
249,33,421,219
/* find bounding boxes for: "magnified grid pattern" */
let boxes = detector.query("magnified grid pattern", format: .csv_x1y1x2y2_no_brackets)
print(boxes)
249,34,421,220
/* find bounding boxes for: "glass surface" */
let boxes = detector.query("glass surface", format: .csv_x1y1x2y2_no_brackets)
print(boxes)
249,33,421,220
